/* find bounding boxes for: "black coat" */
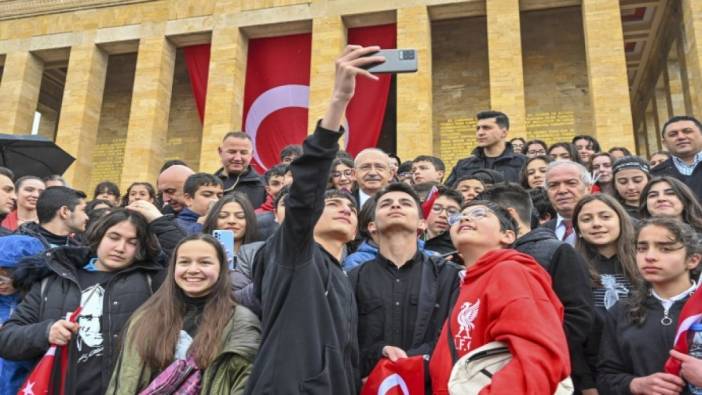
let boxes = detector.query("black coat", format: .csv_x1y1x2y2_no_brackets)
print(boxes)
445,142,526,186
651,157,702,202
514,228,595,390
597,295,688,395
0,247,164,394
216,166,267,208
246,125,360,395
349,252,461,376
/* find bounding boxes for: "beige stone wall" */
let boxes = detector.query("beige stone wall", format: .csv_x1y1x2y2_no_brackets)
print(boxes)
431,17,489,169
89,53,135,189
165,48,202,171
522,7,592,145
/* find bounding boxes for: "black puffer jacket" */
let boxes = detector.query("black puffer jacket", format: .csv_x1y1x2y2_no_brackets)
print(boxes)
0,247,165,394
651,157,702,202
445,143,526,185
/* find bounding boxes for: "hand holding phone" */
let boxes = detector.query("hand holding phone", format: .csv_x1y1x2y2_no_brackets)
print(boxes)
362,49,418,74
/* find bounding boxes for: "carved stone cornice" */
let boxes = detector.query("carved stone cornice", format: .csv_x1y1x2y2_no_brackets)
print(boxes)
0,0,158,21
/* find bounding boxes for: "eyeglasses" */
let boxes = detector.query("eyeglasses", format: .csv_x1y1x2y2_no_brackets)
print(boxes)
331,169,354,178
431,204,460,216
448,207,493,226
527,149,546,156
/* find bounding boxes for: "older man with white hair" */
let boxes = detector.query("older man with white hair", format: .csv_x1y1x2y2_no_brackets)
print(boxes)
353,148,393,207
543,160,592,245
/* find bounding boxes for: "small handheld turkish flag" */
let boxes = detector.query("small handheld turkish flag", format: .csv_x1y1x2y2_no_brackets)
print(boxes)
361,356,426,395
665,288,702,375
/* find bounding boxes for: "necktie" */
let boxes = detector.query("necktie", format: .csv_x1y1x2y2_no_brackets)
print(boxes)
562,220,574,241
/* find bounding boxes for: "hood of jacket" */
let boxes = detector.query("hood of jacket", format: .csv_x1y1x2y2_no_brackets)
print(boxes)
177,208,200,223
514,227,558,247
465,249,549,285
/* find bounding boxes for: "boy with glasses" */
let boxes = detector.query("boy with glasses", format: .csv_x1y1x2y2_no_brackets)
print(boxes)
423,186,463,255
430,200,571,394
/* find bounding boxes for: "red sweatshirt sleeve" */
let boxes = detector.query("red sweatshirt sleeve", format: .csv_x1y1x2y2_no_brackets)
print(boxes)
481,268,571,394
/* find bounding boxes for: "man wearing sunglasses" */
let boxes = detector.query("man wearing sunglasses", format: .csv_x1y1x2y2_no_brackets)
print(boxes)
349,182,461,380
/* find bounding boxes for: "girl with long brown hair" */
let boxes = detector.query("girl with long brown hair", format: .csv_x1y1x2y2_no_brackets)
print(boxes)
598,218,701,394
573,193,642,391
107,234,260,394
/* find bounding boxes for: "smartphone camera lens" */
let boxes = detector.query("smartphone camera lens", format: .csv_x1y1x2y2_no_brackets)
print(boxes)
400,50,415,60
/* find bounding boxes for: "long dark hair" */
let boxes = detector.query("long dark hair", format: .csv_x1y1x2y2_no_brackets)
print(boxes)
573,194,640,287
548,142,579,163
125,234,235,370
86,208,160,263
640,176,702,232
201,193,258,243
519,155,552,190
627,218,702,325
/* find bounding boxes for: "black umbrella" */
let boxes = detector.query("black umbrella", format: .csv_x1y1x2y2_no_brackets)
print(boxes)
0,134,75,179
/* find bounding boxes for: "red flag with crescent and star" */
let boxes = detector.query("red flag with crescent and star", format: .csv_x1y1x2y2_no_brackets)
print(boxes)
361,356,426,395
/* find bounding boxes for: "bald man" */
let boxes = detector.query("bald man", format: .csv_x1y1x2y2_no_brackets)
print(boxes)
354,148,393,207
157,164,194,214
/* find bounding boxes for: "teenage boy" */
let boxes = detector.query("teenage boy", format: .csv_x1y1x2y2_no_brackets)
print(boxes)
245,45,385,395
429,200,570,393
350,182,461,378
256,164,290,214
482,183,594,392
176,173,224,235
17,186,88,248
412,155,445,184
423,186,463,255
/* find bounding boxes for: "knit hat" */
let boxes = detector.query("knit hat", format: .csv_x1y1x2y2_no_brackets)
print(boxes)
0,236,45,268
612,156,650,177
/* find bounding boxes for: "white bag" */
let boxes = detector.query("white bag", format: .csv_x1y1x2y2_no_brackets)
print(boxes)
447,341,574,395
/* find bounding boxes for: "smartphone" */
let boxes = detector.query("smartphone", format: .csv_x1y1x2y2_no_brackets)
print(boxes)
213,230,236,270
362,49,418,74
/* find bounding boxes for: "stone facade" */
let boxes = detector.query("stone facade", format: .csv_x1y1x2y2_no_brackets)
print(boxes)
0,0,694,192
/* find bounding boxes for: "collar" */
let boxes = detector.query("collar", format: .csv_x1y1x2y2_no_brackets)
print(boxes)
672,151,702,168
651,281,697,304
556,213,571,228
377,249,422,270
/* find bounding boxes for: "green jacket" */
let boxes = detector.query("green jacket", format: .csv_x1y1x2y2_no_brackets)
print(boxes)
107,305,261,395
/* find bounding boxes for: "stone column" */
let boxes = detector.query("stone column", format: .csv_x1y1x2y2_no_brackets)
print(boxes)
307,16,345,137
666,53,688,115
120,34,176,189
54,43,108,191
0,51,43,134
486,0,527,139
682,0,702,116
582,0,636,151
396,5,433,160
198,27,248,173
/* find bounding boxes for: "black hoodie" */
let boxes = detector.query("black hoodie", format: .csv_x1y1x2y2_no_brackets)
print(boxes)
514,227,595,390
246,125,360,395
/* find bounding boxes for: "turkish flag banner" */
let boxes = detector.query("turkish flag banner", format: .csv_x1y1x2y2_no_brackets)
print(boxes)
665,289,702,375
345,24,396,157
242,33,311,172
361,356,426,395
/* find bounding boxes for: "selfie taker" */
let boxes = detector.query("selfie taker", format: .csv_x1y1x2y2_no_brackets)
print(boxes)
244,45,416,395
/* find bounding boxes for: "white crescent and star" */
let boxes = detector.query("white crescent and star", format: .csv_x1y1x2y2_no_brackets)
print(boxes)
244,84,350,171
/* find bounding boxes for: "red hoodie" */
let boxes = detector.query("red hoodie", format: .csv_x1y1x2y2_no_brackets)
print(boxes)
429,249,570,394
255,193,274,215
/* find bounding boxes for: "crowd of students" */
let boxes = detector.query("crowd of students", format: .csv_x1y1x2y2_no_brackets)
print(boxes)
0,45,702,394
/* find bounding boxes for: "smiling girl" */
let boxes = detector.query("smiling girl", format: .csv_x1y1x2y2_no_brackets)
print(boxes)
640,176,702,233
598,218,701,395
202,193,258,254
108,234,260,394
